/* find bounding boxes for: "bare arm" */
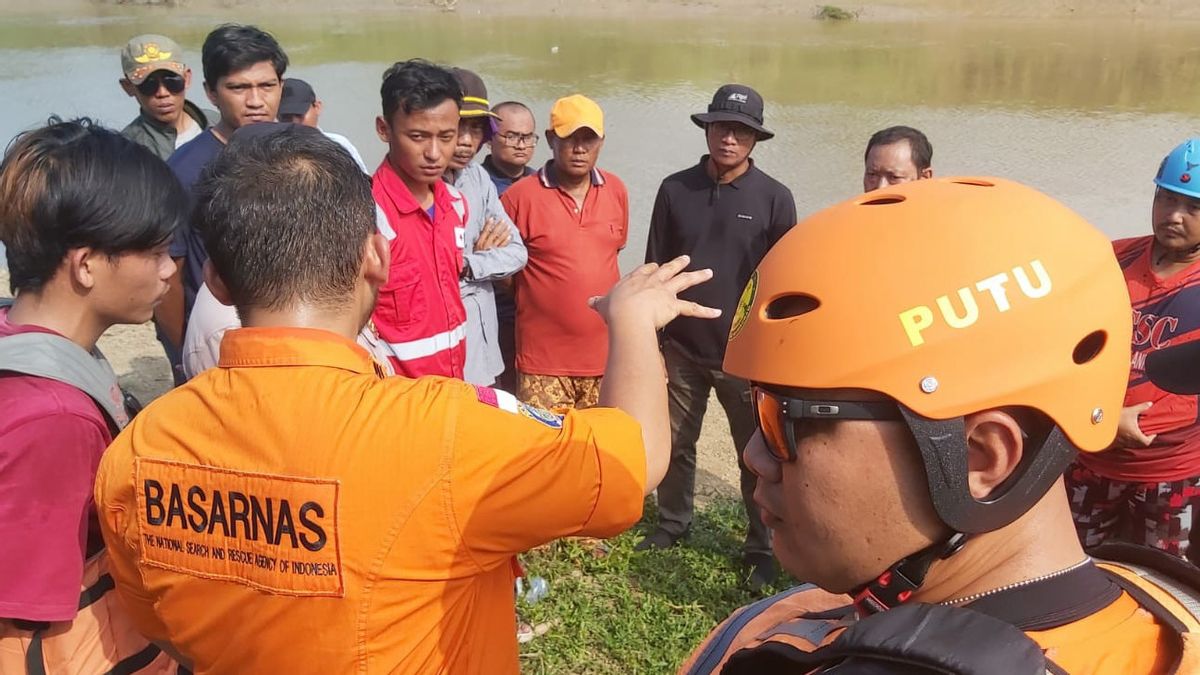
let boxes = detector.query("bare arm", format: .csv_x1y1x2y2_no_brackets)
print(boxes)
592,256,719,494
153,261,186,351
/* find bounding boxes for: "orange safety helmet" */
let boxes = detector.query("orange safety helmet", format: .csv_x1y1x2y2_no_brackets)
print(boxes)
725,177,1132,534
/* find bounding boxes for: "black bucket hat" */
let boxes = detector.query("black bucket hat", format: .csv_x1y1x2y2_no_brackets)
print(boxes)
691,84,774,141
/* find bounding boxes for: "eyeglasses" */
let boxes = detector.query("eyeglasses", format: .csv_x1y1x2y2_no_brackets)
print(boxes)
135,72,186,97
708,122,756,144
497,132,538,148
753,386,904,462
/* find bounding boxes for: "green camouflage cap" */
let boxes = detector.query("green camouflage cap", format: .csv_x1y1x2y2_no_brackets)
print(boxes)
121,34,187,84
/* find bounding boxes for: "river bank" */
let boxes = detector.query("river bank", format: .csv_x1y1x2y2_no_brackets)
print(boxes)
2,0,1199,21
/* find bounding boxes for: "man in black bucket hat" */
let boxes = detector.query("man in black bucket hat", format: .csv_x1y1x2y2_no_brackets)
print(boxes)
690,83,775,141
640,83,796,592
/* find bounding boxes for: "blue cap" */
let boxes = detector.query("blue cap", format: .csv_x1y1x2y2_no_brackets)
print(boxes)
1154,138,1200,199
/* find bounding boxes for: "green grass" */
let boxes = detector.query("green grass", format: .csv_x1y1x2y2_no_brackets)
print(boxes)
517,497,795,674
814,4,859,20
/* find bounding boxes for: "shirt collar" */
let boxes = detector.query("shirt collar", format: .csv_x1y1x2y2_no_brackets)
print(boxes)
374,158,451,216
483,154,535,181
218,327,378,376
698,155,757,189
538,160,605,189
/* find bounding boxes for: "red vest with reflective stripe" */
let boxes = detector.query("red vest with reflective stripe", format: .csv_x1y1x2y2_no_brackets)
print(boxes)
371,161,468,379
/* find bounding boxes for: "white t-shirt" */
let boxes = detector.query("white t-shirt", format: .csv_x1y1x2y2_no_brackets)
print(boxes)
182,282,396,380
175,115,203,148
321,130,369,173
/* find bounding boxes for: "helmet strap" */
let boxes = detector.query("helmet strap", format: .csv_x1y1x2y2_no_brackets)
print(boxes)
851,532,969,616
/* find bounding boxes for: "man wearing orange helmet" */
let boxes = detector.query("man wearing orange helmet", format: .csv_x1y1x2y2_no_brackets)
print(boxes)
682,178,1200,674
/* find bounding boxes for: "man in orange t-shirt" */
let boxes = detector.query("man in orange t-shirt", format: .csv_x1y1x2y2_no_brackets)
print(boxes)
500,94,628,410
1068,138,1200,563
94,126,719,673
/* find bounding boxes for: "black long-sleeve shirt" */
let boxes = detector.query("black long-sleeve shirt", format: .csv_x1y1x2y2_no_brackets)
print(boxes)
645,156,797,369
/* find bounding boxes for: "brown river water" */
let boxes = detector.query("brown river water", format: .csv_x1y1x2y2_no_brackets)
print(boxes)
2,10,1200,269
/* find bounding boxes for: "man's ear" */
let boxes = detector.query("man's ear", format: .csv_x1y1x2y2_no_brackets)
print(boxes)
120,79,137,98
920,167,934,180
376,115,391,144
183,68,193,90
203,259,234,307
68,248,99,291
363,233,390,286
963,410,1025,500
204,80,218,107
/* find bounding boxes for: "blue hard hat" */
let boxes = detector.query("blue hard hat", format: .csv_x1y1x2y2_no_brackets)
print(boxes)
1154,138,1200,199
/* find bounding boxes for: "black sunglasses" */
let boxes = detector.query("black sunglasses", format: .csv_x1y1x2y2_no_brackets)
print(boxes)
752,386,904,462
135,72,185,97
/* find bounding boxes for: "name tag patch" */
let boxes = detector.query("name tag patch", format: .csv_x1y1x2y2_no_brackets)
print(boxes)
135,458,344,597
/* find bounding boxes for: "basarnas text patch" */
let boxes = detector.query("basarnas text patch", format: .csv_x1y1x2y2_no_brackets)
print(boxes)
134,457,344,597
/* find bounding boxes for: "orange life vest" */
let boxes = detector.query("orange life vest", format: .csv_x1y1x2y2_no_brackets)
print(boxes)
0,553,177,675
0,305,177,675
681,548,1200,675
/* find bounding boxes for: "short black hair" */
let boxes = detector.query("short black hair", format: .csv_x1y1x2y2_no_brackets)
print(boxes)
380,59,462,121
0,117,187,293
492,100,532,118
865,126,933,171
194,126,375,312
201,24,288,86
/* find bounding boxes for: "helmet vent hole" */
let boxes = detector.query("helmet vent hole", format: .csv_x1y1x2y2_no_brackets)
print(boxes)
1072,331,1107,365
766,294,821,320
951,179,995,187
860,195,905,206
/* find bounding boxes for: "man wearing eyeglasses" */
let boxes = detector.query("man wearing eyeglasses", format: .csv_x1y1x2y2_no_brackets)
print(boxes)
484,101,538,195
119,34,214,161
484,100,538,392
639,84,796,593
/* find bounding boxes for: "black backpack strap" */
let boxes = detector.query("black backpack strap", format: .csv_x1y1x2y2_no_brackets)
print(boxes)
724,603,1051,675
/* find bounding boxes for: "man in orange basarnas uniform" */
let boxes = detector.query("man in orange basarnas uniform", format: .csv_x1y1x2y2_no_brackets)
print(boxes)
93,125,719,673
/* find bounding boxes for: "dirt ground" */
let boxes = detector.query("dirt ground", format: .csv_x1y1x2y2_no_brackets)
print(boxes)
0,268,747,502
4,0,1199,20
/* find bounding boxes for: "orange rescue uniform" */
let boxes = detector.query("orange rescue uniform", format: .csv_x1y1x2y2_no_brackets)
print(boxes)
94,327,646,674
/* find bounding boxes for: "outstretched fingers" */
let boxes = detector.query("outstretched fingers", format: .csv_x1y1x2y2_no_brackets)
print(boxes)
665,267,714,295
675,299,721,319
651,255,691,281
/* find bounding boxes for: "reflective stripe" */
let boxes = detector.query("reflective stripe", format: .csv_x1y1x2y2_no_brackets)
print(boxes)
386,324,466,361
494,388,520,413
374,203,396,241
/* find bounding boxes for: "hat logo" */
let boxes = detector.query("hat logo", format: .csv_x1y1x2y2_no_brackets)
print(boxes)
134,43,170,63
728,92,749,104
